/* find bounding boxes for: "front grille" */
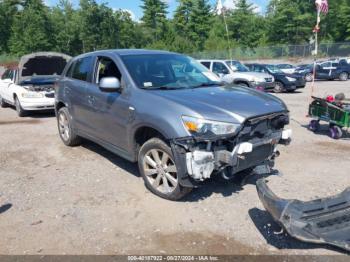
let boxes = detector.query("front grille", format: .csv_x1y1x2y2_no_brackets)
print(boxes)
236,113,289,144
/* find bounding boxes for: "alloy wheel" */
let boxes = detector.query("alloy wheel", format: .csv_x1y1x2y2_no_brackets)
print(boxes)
58,112,70,141
142,149,178,194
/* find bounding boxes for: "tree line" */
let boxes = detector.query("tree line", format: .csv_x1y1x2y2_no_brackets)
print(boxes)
0,0,349,57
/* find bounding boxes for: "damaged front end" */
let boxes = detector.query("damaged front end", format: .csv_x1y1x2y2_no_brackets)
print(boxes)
256,179,350,252
171,112,291,187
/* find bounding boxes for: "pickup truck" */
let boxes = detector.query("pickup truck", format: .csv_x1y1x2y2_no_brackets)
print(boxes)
0,52,71,116
55,50,292,200
198,59,275,92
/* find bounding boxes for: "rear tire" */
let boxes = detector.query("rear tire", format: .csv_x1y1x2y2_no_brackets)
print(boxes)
305,73,313,82
274,82,284,93
15,97,26,117
138,138,192,201
339,72,348,81
57,107,82,146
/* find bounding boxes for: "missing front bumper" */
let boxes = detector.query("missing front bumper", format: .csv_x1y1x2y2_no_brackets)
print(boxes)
256,179,350,252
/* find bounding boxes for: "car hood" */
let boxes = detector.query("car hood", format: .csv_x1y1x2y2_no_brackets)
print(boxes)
152,85,287,124
240,71,272,79
18,52,71,83
285,73,304,79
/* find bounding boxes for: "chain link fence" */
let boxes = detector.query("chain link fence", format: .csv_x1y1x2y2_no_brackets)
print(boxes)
191,42,350,60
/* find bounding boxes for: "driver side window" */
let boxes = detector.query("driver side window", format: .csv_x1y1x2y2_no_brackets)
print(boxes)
213,62,229,75
96,57,122,84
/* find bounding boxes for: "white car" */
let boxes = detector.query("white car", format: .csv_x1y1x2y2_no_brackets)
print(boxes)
198,59,275,92
0,52,71,116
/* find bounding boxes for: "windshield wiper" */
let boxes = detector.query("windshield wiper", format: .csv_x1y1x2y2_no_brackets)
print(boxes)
192,82,224,88
140,86,180,90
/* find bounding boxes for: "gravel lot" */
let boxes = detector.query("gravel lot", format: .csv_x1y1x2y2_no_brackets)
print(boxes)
0,81,349,256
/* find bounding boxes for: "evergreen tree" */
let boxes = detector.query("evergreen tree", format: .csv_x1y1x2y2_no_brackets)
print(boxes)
9,0,53,56
173,0,193,37
227,0,266,48
188,0,212,51
266,0,314,44
140,0,168,42
0,0,19,53
50,0,82,55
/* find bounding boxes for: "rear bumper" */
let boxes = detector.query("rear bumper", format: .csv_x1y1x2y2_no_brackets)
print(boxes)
256,179,350,252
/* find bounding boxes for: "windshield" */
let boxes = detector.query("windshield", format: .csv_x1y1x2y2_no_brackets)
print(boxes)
225,60,249,72
266,65,284,74
121,54,221,90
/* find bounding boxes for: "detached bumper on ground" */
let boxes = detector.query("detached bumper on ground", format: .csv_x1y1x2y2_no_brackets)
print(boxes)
256,179,350,252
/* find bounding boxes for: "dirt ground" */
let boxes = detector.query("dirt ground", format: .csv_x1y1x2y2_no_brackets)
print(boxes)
0,80,349,256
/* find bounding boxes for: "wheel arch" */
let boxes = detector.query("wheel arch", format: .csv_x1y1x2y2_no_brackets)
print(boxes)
133,125,168,149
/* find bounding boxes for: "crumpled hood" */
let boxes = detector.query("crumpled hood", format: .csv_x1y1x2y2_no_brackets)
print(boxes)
152,85,288,124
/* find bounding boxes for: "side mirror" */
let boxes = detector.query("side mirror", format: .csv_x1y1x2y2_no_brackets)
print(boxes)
99,77,121,92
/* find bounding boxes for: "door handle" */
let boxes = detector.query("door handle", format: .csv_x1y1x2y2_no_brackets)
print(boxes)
87,95,95,104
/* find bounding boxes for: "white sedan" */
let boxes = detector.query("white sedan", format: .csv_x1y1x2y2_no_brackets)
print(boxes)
0,52,71,117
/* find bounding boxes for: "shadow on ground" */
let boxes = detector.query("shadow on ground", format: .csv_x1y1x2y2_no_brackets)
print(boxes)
248,207,349,254
301,124,350,140
183,170,281,202
82,140,139,177
80,139,281,202
0,203,12,214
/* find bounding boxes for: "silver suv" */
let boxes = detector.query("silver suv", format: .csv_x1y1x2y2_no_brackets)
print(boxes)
199,59,275,91
55,50,291,200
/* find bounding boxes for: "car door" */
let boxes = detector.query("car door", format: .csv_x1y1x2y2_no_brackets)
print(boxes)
212,61,232,82
84,55,130,151
316,62,332,79
0,69,15,103
66,56,96,133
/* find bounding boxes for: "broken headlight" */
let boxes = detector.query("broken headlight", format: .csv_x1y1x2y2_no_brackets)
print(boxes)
182,116,240,136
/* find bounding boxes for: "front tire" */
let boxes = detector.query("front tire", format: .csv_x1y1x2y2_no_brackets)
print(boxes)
57,107,82,146
138,138,192,200
0,96,8,108
274,82,284,93
339,72,348,81
305,73,313,82
15,97,27,117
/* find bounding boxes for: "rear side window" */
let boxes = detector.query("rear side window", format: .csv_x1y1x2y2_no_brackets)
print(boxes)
200,62,211,69
71,56,94,82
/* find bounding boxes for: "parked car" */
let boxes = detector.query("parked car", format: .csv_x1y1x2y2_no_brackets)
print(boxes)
276,64,296,74
55,49,292,200
0,52,71,116
198,59,275,92
245,63,306,93
295,64,314,82
315,59,350,81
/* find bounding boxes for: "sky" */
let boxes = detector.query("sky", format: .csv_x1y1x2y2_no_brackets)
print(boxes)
46,0,268,21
